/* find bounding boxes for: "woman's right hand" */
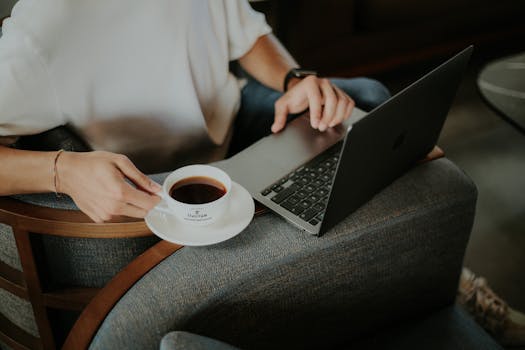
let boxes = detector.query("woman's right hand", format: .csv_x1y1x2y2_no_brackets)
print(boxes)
56,151,161,223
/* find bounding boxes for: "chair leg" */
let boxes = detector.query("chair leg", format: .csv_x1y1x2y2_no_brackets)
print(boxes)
13,229,55,349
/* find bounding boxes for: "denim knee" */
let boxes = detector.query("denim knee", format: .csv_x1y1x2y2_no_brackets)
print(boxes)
331,77,391,112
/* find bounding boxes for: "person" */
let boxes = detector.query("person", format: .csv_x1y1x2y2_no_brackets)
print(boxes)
0,0,522,345
0,0,389,223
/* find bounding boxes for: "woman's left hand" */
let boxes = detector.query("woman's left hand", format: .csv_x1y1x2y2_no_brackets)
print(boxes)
272,76,355,133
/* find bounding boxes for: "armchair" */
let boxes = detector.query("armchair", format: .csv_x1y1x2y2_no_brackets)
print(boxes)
63,158,501,349
0,193,160,349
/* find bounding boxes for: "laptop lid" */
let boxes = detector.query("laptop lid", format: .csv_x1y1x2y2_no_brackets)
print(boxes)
219,46,472,235
319,46,473,234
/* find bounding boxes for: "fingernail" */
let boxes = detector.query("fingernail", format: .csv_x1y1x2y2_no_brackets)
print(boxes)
319,123,327,131
311,120,319,129
151,181,162,191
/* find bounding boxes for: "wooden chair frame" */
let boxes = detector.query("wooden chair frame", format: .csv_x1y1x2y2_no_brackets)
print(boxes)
62,240,181,350
0,197,154,350
62,206,269,350
60,147,444,350
0,197,268,350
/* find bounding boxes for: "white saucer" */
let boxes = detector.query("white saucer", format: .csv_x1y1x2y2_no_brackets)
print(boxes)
145,181,255,246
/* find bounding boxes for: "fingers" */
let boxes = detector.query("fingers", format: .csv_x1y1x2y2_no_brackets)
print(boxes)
305,78,323,129
96,187,157,221
280,76,355,132
272,75,322,133
318,79,337,131
65,151,163,223
272,99,289,133
77,202,104,223
121,182,161,211
328,86,355,128
114,155,161,193
112,155,161,213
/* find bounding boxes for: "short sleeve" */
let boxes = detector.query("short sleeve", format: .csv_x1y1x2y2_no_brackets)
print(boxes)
223,0,272,61
0,18,62,137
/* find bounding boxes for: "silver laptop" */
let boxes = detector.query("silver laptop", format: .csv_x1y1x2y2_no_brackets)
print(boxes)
217,46,473,236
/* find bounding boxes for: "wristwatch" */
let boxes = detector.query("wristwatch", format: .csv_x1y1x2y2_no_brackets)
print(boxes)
283,68,318,92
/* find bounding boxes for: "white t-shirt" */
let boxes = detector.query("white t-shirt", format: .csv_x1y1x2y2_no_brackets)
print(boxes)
0,0,271,171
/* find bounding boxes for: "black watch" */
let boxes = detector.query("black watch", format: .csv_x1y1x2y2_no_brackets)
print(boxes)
283,68,318,92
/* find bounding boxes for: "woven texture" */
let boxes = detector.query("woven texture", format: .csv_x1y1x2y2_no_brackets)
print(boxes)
352,306,502,349
0,224,21,270
0,339,14,350
161,331,239,350
38,235,160,288
0,288,38,337
0,173,170,340
158,307,501,350
90,158,478,350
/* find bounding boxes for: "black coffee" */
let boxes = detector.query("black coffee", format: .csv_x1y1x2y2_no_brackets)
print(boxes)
169,176,226,204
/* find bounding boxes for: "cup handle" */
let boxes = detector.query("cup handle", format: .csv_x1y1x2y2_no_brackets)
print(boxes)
151,192,171,215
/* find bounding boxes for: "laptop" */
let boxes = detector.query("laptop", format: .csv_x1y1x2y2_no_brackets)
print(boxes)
217,46,473,236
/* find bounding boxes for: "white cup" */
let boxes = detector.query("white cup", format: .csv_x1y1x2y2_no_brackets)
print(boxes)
154,165,232,226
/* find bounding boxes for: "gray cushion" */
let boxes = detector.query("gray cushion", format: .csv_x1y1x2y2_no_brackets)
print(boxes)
0,288,38,338
0,224,21,270
89,158,478,350
160,331,239,350
160,306,501,350
353,306,502,349
0,172,170,285
0,174,170,338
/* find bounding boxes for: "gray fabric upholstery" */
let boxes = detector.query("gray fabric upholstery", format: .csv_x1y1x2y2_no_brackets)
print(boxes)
0,224,21,270
0,192,161,286
0,288,38,337
0,171,172,285
37,235,160,288
0,173,168,286
159,307,501,350
0,174,169,339
89,158,478,350
11,193,78,210
161,331,239,350
0,339,14,350
353,306,502,349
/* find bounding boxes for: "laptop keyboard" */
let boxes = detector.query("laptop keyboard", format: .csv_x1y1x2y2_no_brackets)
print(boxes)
260,142,343,226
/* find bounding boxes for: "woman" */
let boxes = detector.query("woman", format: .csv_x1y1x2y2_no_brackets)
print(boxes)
0,0,388,222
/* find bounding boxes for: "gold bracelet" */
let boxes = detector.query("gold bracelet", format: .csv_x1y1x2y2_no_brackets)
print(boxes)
53,149,64,197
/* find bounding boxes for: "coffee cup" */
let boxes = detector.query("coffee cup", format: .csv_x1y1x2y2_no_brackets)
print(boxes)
154,165,232,226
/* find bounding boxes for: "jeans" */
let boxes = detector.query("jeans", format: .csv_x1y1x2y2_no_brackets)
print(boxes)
228,77,391,155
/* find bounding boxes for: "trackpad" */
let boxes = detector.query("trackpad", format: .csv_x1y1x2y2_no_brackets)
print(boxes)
218,113,359,193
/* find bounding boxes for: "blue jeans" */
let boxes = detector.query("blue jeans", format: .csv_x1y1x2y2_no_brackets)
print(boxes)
229,77,391,155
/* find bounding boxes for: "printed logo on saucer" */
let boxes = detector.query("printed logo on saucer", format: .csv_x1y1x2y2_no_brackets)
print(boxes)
187,209,210,221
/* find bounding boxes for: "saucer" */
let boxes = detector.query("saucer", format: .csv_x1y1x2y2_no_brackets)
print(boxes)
145,181,255,246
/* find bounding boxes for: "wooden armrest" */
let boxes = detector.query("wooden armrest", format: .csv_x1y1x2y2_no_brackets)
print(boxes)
0,197,151,238
62,240,183,350
0,195,155,349
63,205,268,349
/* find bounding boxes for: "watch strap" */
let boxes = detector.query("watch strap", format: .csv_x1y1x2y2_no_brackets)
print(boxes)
283,68,318,92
